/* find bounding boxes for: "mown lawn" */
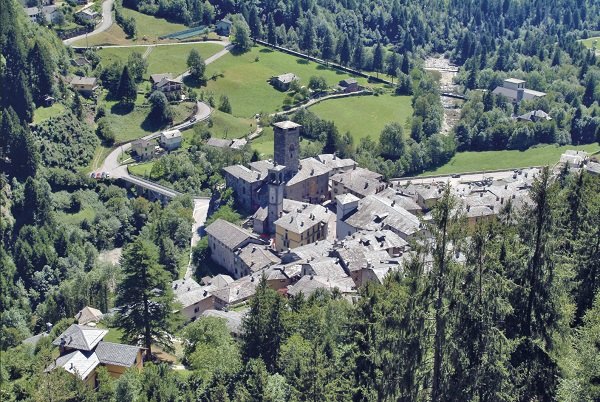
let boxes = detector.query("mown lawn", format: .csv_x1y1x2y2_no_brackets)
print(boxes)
33,103,65,124
310,93,413,142
74,8,188,46
207,110,256,139
55,207,96,226
128,161,155,177
103,95,195,142
203,45,380,118
581,36,600,49
96,43,224,79
420,143,600,176
250,126,274,157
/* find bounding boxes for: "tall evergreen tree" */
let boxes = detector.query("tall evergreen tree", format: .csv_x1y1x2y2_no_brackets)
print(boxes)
117,65,137,105
115,237,178,359
187,49,206,82
267,14,277,45
339,35,352,66
352,41,364,69
373,42,385,75
321,27,335,61
28,41,55,105
241,275,285,372
248,5,262,39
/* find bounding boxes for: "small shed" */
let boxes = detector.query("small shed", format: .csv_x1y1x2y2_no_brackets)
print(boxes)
272,73,298,91
215,19,233,36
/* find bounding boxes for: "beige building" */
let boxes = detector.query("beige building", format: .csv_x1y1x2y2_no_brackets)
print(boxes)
274,204,333,252
330,167,385,199
205,219,263,278
70,76,98,97
131,139,154,161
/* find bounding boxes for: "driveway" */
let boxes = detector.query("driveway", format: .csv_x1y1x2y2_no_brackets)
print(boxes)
64,0,115,45
98,101,212,178
176,44,234,81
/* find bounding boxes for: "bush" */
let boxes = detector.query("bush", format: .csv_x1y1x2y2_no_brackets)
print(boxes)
96,118,116,145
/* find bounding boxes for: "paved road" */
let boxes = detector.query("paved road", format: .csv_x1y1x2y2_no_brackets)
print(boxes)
184,197,210,278
98,101,211,179
72,40,231,50
64,0,115,45
176,44,234,81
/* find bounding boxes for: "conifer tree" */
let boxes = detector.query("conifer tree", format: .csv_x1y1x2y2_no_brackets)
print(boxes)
115,237,178,359
117,65,137,106
241,275,285,372
267,14,277,45
28,41,55,105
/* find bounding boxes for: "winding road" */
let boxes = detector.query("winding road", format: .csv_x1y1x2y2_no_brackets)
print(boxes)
63,0,115,45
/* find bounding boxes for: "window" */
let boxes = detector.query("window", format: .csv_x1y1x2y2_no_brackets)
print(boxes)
194,307,199,313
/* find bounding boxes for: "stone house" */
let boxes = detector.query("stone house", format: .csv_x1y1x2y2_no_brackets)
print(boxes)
159,129,182,151
47,324,143,385
131,138,154,161
339,78,359,93
215,19,232,36
330,166,385,199
70,76,98,97
274,204,333,252
272,73,299,91
205,219,263,278
150,74,183,96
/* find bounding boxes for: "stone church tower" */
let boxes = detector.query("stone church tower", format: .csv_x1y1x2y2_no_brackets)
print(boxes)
273,120,301,178
267,165,286,234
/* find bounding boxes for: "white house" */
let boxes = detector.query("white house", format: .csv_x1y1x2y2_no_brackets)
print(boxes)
159,129,182,151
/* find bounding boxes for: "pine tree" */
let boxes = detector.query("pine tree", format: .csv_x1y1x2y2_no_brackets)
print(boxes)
115,237,178,359
339,35,352,66
302,15,316,54
2,32,34,122
267,14,277,45
352,41,364,69
241,275,284,372
218,95,232,114
428,185,464,401
248,5,262,39
0,107,39,179
373,42,385,75
117,65,137,105
321,27,335,61
401,53,410,75
28,41,55,105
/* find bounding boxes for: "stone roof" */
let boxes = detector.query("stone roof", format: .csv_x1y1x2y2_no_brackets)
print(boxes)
231,138,248,149
52,324,108,351
505,78,526,84
517,110,552,122
201,309,246,335
302,257,347,278
281,240,333,264
74,306,103,325
344,195,421,237
336,247,392,272
161,129,181,139
172,277,202,296
211,275,260,305
70,76,97,86
340,78,358,86
274,204,331,234
273,120,301,129
274,74,298,85
205,219,259,250
287,275,356,298
176,287,212,308
207,138,233,148
253,206,268,222
223,164,265,183
585,161,600,175
330,167,384,197
23,332,49,346
150,73,172,83
249,160,275,176
287,157,331,186
236,244,281,272
47,350,99,379
316,154,356,171
377,188,422,213
95,341,140,367
343,229,409,252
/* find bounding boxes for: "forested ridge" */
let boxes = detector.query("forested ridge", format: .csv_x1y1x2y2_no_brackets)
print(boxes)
2,0,600,400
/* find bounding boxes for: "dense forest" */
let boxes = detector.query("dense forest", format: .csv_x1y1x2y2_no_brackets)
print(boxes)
2,0,600,400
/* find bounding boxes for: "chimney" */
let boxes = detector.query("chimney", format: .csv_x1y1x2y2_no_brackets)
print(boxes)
311,168,314,175
517,88,524,103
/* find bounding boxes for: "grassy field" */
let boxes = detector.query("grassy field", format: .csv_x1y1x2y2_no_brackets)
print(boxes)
581,36,600,49
310,93,412,142
74,8,188,46
128,161,155,177
420,144,600,176
251,126,274,157
97,42,224,78
33,103,65,123
207,110,256,139
103,95,195,142
203,45,381,118
55,207,96,226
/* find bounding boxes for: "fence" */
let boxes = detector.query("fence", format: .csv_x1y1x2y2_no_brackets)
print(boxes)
254,39,395,86
159,26,209,40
